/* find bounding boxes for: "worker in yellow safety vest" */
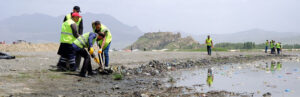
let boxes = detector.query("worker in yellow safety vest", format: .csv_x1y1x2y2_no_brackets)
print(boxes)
205,35,213,55
56,13,81,71
63,6,84,71
92,21,112,70
276,42,282,54
71,30,104,77
270,40,275,54
265,40,269,53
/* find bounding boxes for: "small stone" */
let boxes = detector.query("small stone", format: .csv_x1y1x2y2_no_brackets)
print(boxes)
58,95,64,97
141,94,149,97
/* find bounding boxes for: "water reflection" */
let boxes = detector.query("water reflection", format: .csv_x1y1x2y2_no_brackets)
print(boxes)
276,62,282,71
172,60,299,97
266,61,282,73
207,68,214,87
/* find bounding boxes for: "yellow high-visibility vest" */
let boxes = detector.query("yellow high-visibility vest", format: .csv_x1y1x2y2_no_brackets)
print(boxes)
98,24,112,49
73,32,97,48
206,38,212,46
60,19,76,44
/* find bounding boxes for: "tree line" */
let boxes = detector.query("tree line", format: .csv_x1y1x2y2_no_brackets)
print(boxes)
213,42,300,49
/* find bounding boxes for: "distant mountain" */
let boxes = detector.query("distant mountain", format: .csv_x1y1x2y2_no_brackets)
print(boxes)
127,32,200,50
0,13,143,49
194,29,300,44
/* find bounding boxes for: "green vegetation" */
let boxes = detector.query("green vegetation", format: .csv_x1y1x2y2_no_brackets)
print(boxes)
47,73,64,79
176,47,228,52
215,42,300,49
112,73,123,80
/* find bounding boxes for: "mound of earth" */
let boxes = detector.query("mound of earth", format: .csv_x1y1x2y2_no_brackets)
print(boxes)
0,43,59,52
126,32,200,50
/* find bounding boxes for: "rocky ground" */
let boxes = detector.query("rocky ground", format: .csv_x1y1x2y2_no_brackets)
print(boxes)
0,51,298,97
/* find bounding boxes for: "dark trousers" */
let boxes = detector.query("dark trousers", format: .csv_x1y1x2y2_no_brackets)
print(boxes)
57,43,75,69
271,47,276,54
74,49,93,75
207,46,212,55
74,54,81,70
277,48,281,54
265,46,268,53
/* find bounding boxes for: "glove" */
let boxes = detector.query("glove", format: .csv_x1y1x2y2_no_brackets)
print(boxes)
98,49,103,54
89,47,94,55
94,58,100,64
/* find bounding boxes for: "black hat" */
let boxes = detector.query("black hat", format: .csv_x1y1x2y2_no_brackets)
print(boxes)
73,6,81,12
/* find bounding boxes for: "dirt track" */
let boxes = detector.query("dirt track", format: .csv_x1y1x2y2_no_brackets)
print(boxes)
0,51,299,97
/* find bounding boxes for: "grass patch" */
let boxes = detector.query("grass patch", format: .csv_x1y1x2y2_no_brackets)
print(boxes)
16,72,32,81
47,73,64,79
245,54,253,58
239,49,262,52
173,47,228,52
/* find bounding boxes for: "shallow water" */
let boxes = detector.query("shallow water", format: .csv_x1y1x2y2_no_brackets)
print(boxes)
167,60,300,97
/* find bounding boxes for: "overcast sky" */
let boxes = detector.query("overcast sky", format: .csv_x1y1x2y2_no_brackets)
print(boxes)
1,0,299,34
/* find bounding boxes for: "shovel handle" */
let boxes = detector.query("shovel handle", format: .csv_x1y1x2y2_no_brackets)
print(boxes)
98,52,104,70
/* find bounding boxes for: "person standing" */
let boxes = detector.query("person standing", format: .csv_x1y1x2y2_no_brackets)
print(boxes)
92,21,112,69
272,40,276,54
56,13,81,71
205,35,213,55
63,6,83,34
63,6,84,71
276,42,281,54
265,40,269,53
270,40,275,54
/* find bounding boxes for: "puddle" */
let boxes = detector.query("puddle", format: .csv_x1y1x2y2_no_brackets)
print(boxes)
167,60,300,97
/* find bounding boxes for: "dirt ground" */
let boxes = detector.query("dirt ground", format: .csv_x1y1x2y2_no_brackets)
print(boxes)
0,51,299,97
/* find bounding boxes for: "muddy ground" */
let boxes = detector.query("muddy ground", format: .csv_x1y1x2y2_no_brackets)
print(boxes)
0,51,299,97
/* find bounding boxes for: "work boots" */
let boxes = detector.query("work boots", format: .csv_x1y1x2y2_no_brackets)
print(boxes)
79,71,97,77
56,62,67,71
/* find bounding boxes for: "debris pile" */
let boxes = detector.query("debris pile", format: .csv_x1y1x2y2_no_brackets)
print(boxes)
121,54,292,77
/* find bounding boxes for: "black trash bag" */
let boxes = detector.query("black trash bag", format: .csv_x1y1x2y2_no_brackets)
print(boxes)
0,52,15,59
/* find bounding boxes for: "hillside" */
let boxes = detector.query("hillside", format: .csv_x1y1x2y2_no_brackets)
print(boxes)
0,13,143,49
127,32,200,50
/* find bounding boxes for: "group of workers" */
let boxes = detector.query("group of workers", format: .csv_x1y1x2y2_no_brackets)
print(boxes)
56,6,112,77
265,40,282,54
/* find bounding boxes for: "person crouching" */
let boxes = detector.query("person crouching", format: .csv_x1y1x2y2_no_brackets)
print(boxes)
71,31,104,77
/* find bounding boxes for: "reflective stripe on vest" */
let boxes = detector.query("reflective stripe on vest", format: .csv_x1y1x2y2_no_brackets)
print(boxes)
61,32,73,35
60,19,76,44
206,38,212,46
74,32,97,48
78,36,87,47
98,24,112,49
